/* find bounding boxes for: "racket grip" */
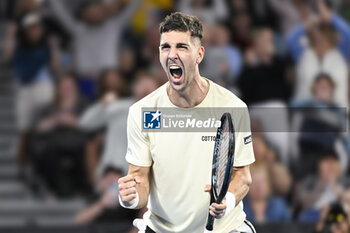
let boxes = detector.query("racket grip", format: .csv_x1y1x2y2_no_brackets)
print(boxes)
205,214,215,231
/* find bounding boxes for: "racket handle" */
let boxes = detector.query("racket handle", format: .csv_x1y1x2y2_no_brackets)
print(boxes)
205,214,215,231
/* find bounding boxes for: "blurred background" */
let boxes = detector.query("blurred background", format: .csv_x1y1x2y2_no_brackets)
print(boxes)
0,0,350,232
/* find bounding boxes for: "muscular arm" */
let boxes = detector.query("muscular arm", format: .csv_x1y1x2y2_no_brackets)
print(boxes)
228,165,252,205
119,164,151,209
208,165,252,218
128,164,151,209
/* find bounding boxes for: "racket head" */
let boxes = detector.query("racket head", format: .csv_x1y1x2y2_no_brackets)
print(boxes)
211,112,235,203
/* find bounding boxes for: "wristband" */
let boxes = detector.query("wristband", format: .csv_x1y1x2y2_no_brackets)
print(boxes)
223,192,236,217
119,192,139,209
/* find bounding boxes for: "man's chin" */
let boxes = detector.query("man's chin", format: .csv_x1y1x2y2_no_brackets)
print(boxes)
169,80,186,93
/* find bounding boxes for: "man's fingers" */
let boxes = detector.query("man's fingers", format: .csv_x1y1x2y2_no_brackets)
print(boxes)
211,202,227,210
120,193,137,202
119,180,136,190
209,200,227,218
209,207,221,215
117,175,140,207
209,206,225,214
118,175,134,184
119,187,137,196
209,208,225,218
209,210,225,217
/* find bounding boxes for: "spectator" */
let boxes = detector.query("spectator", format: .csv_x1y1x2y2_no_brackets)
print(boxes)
141,23,168,86
200,23,242,87
177,0,228,24
252,133,292,197
131,71,161,101
267,0,305,35
287,0,350,107
228,8,253,52
8,13,60,176
291,73,350,177
119,47,137,85
29,73,90,197
237,27,291,164
74,166,139,225
238,27,291,105
228,0,278,50
3,0,68,62
3,0,42,61
315,202,350,233
48,0,142,99
248,0,279,30
97,68,129,99
80,71,159,183
141,24,162,69
80,69,130,184
244,164,291,223
297,151,349,222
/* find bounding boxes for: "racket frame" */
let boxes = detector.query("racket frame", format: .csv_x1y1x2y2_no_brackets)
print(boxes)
205,112,235,231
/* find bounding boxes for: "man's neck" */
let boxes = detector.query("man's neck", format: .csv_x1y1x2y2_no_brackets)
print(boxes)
167,75,209,108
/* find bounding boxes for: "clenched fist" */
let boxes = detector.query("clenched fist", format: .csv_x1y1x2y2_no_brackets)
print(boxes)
118,175,141,207
204,184,227,218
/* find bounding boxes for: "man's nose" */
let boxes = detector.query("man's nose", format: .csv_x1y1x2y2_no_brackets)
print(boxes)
168,47,178,59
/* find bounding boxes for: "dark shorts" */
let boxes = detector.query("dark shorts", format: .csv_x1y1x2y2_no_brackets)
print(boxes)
146,226,156,233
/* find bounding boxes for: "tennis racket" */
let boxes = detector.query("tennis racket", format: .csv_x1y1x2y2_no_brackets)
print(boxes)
205,112,235,232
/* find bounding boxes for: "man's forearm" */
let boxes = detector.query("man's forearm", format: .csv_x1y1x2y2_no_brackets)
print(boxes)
135,185,149,209
228,166,252,205
126,164,151,209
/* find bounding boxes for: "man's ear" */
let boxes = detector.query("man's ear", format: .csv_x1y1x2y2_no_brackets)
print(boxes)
196,46,205,64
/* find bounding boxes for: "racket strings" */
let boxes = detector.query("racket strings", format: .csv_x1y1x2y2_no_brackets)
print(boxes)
216,121,230,193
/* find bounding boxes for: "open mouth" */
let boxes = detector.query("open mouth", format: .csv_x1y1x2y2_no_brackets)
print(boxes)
169,65,183,79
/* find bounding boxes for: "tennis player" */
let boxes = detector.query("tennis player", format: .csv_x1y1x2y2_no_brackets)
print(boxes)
118,12,256,233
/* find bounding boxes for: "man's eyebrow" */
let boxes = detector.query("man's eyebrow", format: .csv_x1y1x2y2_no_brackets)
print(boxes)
176,43,189,47
160,42,170,47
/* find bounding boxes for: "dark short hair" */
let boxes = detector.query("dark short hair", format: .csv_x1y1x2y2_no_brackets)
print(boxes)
159,12,203,40
97,68,129,98
319,149,339,161
313,72,335,89
308,23,337,46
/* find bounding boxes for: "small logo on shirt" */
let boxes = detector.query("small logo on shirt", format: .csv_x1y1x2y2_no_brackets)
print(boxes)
126,147,133,157
201,136,216,141
244,135,252,144
143,110,161,129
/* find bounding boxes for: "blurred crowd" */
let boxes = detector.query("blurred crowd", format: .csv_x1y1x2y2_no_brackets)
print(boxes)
2,0,350,232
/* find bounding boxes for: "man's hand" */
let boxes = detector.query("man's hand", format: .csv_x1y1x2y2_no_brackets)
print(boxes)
204,184,227,218
102,92,117,105
318,0,332,23
118,175,140,207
